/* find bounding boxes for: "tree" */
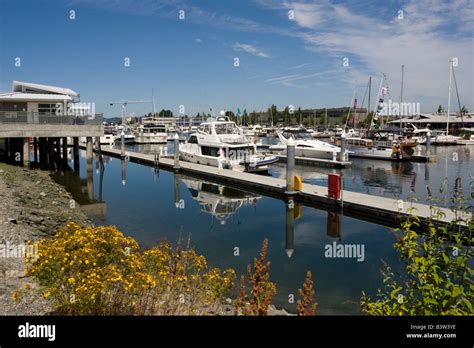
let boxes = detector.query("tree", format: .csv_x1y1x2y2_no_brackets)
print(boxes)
437,105,445,114
297,107,302,126
158,109,173,117
268,104,278,125
250,111,257,125
460,105,469,114
225,111,236,121
242,109,249,125
283,106,290,126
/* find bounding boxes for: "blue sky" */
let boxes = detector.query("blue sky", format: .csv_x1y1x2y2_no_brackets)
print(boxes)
0,0,472,118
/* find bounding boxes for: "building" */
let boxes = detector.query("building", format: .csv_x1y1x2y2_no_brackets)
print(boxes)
255,107,368,126
388,113,474,131
0,81,103,169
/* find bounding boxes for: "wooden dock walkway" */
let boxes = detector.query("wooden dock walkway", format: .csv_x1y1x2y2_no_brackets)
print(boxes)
276,154,351,168
83,145,470,230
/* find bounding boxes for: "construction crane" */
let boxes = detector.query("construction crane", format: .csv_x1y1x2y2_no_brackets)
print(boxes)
110,90,156,124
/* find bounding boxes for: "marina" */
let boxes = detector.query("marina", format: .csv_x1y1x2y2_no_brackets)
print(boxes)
0,2,472,341
79,144,471,229
54,142,472,314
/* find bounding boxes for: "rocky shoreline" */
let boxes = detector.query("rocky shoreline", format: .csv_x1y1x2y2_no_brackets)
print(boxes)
0,163,90,315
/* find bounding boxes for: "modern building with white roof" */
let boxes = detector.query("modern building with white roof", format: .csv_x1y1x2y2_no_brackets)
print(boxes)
0,81,78,114
0,81,103,169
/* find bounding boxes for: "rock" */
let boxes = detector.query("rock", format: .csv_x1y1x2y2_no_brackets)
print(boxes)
267,305,292,316
225,298,232,305
39,192,46,197
7,218,17,224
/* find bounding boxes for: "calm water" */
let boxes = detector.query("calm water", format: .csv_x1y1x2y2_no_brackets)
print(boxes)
50,143,472,315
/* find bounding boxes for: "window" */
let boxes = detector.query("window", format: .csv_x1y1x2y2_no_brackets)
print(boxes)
38,103,58,115
188,135,198,144
215,123,240,135
201,146,219,157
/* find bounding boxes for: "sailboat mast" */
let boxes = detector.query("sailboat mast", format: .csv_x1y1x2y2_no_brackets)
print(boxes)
152,89,156,115
400,65,404,129
368,76,371,129
451,63,463,127
447,60,453,135
369,77,384,130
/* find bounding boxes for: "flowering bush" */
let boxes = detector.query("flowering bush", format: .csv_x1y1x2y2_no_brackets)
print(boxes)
23,223,235,315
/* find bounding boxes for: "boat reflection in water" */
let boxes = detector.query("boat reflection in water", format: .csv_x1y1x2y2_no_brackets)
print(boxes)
179,177,260,225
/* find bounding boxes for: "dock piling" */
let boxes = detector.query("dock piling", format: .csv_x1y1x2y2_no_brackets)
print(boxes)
173,133,180,172
339,132,346,162
285,203,295,258
426,132,431,156
73,137,79,171
285,138,296,194
22,137,29,167
120,132,125,159
86,137,93,162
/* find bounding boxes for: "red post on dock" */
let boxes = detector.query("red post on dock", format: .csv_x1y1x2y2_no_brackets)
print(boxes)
328,173,341,200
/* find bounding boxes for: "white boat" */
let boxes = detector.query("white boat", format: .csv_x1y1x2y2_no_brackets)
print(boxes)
115,126,135,144
99,134,116,145
269,127,342,160
134,124,167,144
182,177,260,225
243,125,265,137
404,123,433,144
456,134,474,145
432,60,462,146
179,116,278,173
98,123,117,145
343,136,417,160
432,133,461,145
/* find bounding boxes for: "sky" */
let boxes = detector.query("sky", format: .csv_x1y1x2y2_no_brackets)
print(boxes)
0,0,473,118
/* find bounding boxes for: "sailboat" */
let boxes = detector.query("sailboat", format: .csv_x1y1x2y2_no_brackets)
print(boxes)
347,74,417,160
432,60,462,145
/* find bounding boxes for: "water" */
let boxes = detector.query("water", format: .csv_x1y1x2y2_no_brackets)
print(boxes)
50,144,472,315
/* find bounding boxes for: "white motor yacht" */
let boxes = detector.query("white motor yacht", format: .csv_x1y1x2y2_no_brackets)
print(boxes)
269,127,342,160
179,116,278,173
134,124,167,144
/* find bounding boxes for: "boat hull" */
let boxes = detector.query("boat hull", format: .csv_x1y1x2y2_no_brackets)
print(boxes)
269,146,337,159
134,135,167,144
180,151,277,173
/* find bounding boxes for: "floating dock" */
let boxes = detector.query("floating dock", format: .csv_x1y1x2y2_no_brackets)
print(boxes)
349,154,433,162
81,145,470,230
276,154,351,168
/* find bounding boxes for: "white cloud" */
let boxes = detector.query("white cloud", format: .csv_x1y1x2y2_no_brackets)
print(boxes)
258,0,474,110
233,43,271,58
194,38,203,43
